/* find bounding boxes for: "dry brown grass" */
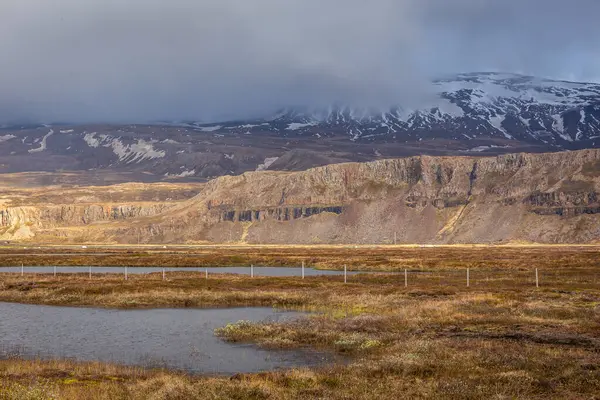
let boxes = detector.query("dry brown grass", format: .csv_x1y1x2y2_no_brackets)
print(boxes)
0,246,599,399
1,244,599,271
1,336,598,400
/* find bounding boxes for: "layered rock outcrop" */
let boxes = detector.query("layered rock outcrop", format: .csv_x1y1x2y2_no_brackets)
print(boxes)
0,204,172,240
154,149,600,244
2,149,599,244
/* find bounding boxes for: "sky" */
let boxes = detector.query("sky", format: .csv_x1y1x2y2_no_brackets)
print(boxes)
0,0,599,124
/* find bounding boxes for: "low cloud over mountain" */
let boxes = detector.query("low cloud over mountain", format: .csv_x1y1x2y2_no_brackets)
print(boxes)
1,0,599,124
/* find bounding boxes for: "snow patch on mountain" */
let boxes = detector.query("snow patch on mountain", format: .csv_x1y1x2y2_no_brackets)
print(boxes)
198,125,222,132
110,138,166,163
461,145,510,152
28,130,53,153
83,132,100,147
576,109,585,140
552,115,571,142
227,123,268,129
84,133,165,163
488,115,512,139
256,157,279,171
287,122,317,131
0,135,15,144
165,169,196,178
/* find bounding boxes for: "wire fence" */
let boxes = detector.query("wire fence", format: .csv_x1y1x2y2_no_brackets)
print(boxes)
0,265,598,289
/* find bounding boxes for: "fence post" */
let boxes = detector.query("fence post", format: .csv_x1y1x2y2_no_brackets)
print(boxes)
54,266,57,278
344,265,347,284
205,268,208,280
467,268,470,287
89,266,92,279
405,268,408,287
125,266,128,281
251,264,254,278
162,268,165,281
21,263,24,277
302,261,305,279
535,268,539,288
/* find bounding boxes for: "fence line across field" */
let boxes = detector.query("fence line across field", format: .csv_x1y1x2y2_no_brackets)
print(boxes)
0,265,368,278
4,265,597,288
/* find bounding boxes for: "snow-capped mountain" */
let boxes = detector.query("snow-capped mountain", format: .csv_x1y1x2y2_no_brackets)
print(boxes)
1,72,600,181
191,72,600,147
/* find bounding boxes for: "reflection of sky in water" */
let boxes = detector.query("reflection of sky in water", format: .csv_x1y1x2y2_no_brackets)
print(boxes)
0,303,333,374
0,266,364,276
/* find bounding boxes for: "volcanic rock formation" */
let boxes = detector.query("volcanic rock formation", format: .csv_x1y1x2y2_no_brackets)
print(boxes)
3,149,597,244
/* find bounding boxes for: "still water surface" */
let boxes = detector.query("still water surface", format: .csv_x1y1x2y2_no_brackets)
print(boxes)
0,266,361,276
0,302,331,374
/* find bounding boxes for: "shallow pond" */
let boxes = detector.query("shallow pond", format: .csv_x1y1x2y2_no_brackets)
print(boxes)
0,302,332,374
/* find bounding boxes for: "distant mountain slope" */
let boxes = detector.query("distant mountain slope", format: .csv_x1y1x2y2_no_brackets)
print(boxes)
193,72,600,146
0,73,599,181
142,148,600,245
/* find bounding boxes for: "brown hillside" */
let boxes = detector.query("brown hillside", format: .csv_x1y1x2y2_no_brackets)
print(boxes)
2,150,600,244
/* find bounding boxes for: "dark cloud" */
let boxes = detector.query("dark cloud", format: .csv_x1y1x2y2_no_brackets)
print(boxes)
0,0,598,124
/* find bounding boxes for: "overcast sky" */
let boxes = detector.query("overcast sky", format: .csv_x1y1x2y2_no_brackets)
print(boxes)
1,0,599,124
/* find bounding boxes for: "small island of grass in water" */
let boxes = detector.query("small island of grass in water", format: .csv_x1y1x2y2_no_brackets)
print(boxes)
0,246,599,399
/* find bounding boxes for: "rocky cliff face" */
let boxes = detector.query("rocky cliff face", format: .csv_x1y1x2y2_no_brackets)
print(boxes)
0,181,201,241
1,149,599,244
0,204,172,240
191,149,598,212
145,149,600,244
0,204,171,228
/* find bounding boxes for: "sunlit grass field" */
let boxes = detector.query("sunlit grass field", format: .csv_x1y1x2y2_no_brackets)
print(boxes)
0,245,598,399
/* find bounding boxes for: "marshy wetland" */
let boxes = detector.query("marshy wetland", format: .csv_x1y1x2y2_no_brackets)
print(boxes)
0,303,332,375
0,245,599,399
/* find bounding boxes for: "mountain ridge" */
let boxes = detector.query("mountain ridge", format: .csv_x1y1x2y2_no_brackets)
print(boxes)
0,72,599,182
190,72,600,146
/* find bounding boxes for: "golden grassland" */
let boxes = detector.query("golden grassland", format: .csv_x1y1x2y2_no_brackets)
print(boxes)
1,244,599,270
0,246,599,399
